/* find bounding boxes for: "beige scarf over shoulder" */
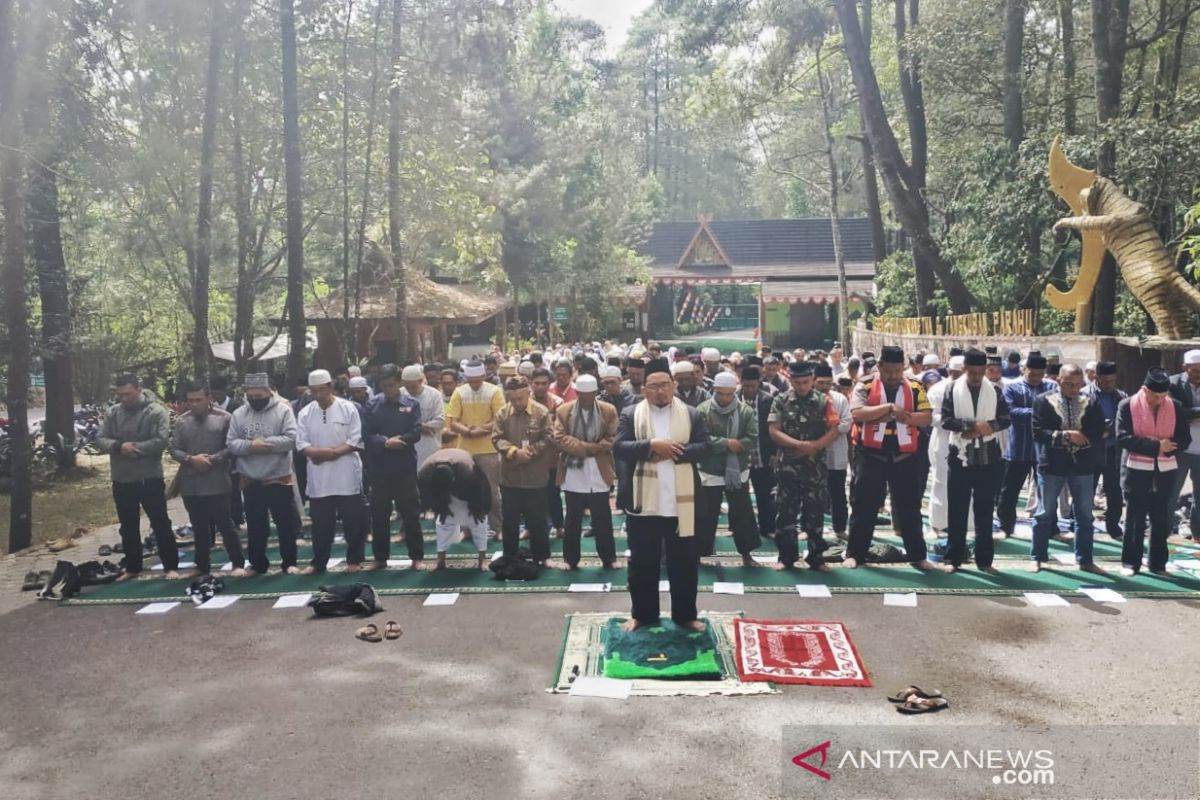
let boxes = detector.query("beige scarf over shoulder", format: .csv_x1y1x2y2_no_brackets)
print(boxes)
632,397,696,536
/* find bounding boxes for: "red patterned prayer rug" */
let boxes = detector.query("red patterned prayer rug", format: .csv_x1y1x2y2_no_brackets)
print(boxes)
733,619,872,686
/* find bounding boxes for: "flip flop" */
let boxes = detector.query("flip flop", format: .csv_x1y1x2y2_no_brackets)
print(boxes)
355,624,383,643
383,621,403,640
897,696,949,714
21,571,42,591
98,545,113,556
887,686,944,703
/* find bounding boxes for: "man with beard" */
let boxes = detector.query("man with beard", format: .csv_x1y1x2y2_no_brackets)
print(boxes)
599,365,635,414
813,363,853,541
552,375,619,570
739,365,777,539
1082,361,1127,539
696,372,761,566
673,360,710,408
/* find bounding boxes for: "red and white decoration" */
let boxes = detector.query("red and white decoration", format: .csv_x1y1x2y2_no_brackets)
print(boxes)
734,619,872,687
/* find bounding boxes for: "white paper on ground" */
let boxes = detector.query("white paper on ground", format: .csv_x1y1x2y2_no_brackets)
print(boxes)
1023,592,1070,608
568,583,611,593
712,581,745,595
151,561,196,571
326,558,345,569
272,593,312,609
198,595,240,610
1052,553,1077,565
752,554,777,565
386,558,413,568
796,584,833,598
568,676,631,700
491,550,502,562
135,602,180,615
658,580,670,592
1172,558,1200,570
883,592,918,607
220,562,237,572
423,592,459,606
624,549,632,558
1078,587,1126,603
334,534,345,543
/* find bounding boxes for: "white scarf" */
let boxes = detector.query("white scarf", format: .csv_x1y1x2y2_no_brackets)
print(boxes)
951,376,997,466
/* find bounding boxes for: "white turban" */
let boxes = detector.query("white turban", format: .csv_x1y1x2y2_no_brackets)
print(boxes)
671,361,694,375
401,365,424,381
922,353,941,366
1185,350,1200,366
701,347,720,362
948,356,965,370
463,362,486,378
599,365,622,379
348,376,368,389
308,369,332,386
574,375,599,393
713,372,738,389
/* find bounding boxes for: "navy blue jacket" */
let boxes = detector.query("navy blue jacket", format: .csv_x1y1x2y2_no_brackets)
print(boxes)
362,392,422,475
613,402,709,515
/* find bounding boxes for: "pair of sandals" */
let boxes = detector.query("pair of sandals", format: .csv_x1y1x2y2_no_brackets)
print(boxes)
887,685,949,714
356,621,403,642
21,570,52,591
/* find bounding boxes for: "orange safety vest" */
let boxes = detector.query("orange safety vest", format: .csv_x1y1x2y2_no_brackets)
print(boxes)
855,378,919,454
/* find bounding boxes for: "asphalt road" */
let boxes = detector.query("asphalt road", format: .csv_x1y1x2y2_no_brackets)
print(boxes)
2,590,1198,800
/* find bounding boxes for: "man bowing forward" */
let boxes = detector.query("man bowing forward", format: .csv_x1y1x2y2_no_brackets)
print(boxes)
614,357,709,632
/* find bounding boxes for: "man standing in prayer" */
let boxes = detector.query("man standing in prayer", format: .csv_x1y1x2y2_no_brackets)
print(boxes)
419,448,492,571
599,365,634,414
1083,361,1126,539
997,352,1057,538
1168,350,1200,540
226,372,300,576
550,359,579,404
769,362,841,571
209,375,244,529
97,374,178,580
400,364,445,469
1029,364,1107,574
622,357,646,400
296,369,365,574
813,363,853,541
739,365,777,540
552,375,620,570
170,382,245,578
924,367,952,536
847,346,936,570
363,365,425,570
696,372,761,567
530,366,565,538
1117,369,1191,576
673,360,710,408
492,376,555,565
614,357,709,632
446,360,504,531
939,349,1011,574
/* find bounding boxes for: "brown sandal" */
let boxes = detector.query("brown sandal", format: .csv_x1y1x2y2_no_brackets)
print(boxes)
356,623,382,643
384,620,403,640
897,696,949,714
887,685,943,703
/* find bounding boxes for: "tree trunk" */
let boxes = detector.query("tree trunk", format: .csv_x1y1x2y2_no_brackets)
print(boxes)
193,0,223,382
231,35,254,379
836,0,976,313
816,44,849,350
388,0,407,361
24,15,74,462
353,0,385,360
1,0,33,552
281,0,307,388
855,0,887,263
340,0,354,362
1089,0,1130,335
1002,0,1025,150
1059,0,1076,134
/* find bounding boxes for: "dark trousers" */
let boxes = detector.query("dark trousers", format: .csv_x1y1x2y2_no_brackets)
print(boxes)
229,465,244,526
370,473,423,562
946,461,997,569
310,494,365,569
626,514,698,625
996,460,1034,534
1093,447,1124,537
112,478,176,573
695,483,761,557
563,490,616,567
546,471,564,531
243,482,299,573
827,468,848,533
501,486,550,561
749,466,777,535
848,454,927,562
293,451,309,505
183,494,244,573
1121,468,1173,572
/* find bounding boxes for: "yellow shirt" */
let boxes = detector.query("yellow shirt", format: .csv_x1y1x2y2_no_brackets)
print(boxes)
442,395,460,450
446,382,504,455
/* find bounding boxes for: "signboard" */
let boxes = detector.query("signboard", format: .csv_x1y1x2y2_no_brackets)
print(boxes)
553,306,568,322
764,302,791,334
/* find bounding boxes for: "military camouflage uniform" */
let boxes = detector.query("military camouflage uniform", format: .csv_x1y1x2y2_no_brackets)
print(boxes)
768,388,834,567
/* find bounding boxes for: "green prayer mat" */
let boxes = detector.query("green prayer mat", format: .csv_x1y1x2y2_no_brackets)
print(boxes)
602,618,722,681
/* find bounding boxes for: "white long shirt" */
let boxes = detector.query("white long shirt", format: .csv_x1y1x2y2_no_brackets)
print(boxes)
296,396,363,498
402,383,446,467
651,403,677,517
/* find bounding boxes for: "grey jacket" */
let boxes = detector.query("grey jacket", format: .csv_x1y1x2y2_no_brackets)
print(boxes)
170,407,232,496
225,394,298,482
96,389,171,483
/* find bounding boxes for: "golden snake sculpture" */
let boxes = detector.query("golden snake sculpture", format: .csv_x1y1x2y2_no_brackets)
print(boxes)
1048,136,1200,339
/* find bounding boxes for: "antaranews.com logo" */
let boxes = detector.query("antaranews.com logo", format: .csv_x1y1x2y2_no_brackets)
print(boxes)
782,725,1197,800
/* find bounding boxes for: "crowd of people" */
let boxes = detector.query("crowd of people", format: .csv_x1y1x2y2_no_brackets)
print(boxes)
97,338,1199,631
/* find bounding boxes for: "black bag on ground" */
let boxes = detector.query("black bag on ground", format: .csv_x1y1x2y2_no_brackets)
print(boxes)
38,560,82,600
187,575,226,605
76,560,121,586
307,583,383,616
822,542,908,563
489,547,539,581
